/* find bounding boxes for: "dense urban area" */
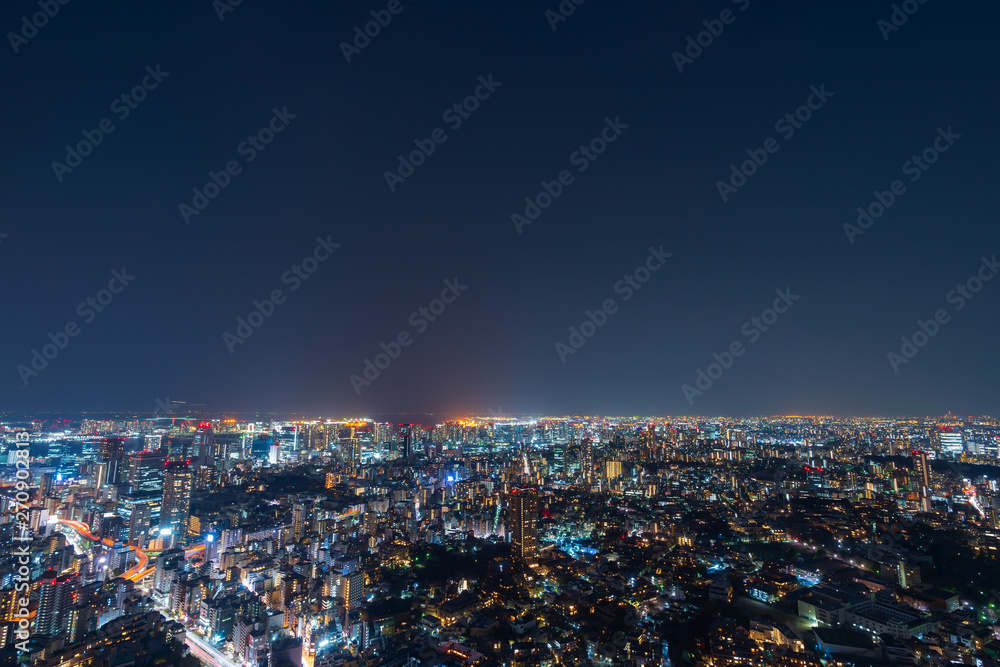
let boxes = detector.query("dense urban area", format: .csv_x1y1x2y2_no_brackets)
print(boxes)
2,413,1000,667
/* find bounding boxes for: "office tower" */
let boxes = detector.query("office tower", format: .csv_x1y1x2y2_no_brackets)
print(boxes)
580,438,593,474
127,449,166,493
162,463,193,539
604,460,622,479
99,437,126,485
194,425,214,465
913,450,931,488
277,425,298,460
509,488,538,561
92,461,109,490
128,502,153,547
36,571,79,636
551,443,566,475
398,424,412,459
39,472,54,498
940,429,964,456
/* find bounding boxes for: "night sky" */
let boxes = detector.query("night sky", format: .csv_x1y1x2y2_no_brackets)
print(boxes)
3,0,998,417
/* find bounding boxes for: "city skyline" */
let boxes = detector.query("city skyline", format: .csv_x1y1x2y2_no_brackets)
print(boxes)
5,409,1000,665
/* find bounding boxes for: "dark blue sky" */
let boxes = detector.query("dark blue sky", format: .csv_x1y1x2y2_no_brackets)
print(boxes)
2,0,998,416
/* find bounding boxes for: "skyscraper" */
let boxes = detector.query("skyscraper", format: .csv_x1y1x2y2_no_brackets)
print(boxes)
509,489,538,562
99,437,126,485
913,450,931,488
127,449,166,493
162,463,193,539
940,429,964,456
36,571,79,637
398,424,412,460
292,500,314,542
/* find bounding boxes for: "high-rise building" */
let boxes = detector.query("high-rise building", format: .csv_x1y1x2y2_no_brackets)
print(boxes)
39,472,54,497
342,571,364,610
127,449,166,493
292,501,314,541
913,450,931,488
551,444,566,475
92,461,109,490
99,437,126,485
940,429,964,456
509,489,538,561
162,463,193,539
36,571,79,636
398,425,412,460
128,501,154,547
277,425,298,460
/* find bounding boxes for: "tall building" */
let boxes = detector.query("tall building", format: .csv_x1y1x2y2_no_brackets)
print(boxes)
342,571,364,610
551,444,566,475
509,489,538,561
127,449,166,493
940,429,964,456
36,571,79,636
398,425,412,460
162,463,193,539
292,501,314,541
128,501,154,547
99,437,126,485
39,472,54,497
92,461,109,490
913,450,931,488
277,425,298,460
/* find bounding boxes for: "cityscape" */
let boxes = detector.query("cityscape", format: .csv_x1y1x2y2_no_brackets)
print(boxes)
4,1,1000,667
3,413,1000,666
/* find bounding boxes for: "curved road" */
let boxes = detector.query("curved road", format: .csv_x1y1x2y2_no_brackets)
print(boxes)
56,518,203,581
